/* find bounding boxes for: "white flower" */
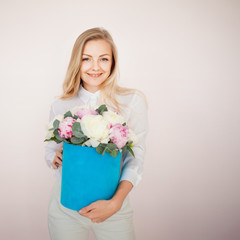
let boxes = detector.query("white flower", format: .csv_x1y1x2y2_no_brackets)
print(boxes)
45,130,54,140
81,115,110,146
128,129,138,145
45,114,64,140
82,139,92,147
82,138,109,147
102,110,125,125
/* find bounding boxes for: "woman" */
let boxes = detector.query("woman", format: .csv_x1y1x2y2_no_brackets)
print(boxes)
45,27,148,240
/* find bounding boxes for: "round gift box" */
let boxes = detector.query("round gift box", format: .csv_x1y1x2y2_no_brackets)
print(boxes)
60,141,122,211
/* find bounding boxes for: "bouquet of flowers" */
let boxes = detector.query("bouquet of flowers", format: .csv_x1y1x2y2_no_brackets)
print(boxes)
44,104,138,211
44,104,138,157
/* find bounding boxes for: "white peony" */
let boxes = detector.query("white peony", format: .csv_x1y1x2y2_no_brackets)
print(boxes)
128,129,138,145
45,114,64,139
82,138,108,148
102,110,125,125
81,115,110,146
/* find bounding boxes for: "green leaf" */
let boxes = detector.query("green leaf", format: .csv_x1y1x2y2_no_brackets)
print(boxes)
51,137,62,144
56,134,64,142
72,122,81,131
73,115,78,120
70,137,84,144
96,145,104,155
64,111,73,118
96,104,108,115
122,122,126,126
127,146,135,157
106,148,111,153
80,137,90,144
44,136,55,142
107,142,117,151
98,143,107,148
44,134,62,144
53,119,60,130
121,145,127,155
110,150,119,158
72,122,85,138
63,139,71,144
96,143,108,155
53,129,64,142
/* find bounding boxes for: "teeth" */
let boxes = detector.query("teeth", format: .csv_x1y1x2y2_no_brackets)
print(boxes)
89,74,101,77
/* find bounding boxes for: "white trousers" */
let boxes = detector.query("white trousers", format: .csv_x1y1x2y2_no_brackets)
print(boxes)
48,180,136,240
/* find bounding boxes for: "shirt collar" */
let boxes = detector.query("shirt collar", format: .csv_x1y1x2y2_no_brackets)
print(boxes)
77,85,101,103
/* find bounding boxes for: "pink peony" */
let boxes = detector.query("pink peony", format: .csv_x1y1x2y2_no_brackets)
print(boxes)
76,109,98,119
109,123,129,149
58,117,76,138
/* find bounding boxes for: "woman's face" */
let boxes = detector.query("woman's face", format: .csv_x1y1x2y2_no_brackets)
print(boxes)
80,39,113,93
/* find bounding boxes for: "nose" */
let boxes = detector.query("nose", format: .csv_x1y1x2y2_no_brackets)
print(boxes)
91,59,101,70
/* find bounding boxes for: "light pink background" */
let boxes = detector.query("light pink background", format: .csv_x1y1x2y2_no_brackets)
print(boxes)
0,1,239,240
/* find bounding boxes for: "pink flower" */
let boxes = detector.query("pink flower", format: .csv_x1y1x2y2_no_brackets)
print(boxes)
76,109,98,119
109,123,129,149
58,117,76,138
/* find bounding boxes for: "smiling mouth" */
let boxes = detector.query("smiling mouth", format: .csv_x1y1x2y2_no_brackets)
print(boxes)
87,73,102,78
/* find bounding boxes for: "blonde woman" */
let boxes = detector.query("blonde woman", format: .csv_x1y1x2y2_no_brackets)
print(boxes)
45,27,148,240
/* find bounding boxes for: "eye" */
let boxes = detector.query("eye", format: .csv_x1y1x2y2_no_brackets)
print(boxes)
82,58,90,61
101,58,109,61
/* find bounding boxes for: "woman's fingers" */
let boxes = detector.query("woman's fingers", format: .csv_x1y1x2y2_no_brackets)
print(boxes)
55,156,62,165
52,159,61,169
51,149,63,169
51,146,64,169
51,160,58,169
56,151,63,160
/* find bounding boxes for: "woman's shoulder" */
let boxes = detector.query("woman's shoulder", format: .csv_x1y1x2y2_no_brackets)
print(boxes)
117,88,148,108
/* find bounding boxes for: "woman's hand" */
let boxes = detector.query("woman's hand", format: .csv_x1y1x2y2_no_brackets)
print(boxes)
78,181,133,223
78,199,122,223
51,146,63,169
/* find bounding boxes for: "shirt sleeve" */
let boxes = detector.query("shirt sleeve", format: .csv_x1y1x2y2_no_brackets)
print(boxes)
119,92,149,188
44,103,63,168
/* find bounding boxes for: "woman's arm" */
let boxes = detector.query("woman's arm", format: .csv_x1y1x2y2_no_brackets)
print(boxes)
78,180,133,223
110,92,148,205
111,180,133,207
119,92,149,188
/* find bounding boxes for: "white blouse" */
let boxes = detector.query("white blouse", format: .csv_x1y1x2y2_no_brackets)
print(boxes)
44,85,149,188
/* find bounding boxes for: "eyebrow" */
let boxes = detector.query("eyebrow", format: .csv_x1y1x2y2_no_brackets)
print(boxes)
82,54,111,57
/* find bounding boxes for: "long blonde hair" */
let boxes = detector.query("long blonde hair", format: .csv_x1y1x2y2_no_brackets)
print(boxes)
57,27,148,113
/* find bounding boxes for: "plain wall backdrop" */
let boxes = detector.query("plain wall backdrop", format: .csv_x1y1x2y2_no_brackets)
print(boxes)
0,0,239,240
